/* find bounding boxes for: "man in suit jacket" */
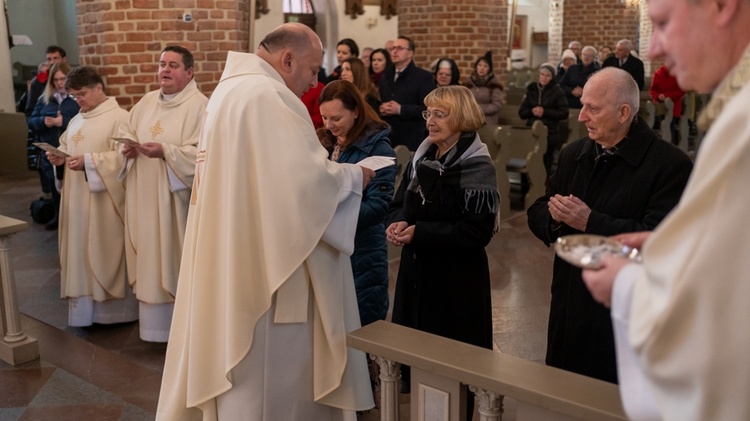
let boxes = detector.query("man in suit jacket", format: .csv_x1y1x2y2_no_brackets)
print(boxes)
378,35,436,151
603,39,645,90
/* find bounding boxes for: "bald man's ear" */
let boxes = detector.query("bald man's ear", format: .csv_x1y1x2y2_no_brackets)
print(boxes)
714,0,739,27
619,104,632,124
281,50,294,74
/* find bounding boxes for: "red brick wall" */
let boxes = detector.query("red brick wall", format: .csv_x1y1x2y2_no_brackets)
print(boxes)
76,0,249,108
397,0,509,84
561,0,640,53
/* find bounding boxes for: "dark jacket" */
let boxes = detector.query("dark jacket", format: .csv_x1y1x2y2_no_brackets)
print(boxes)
378,61,436,151
603,54,645,90
518,79,569,134
558,62,601,109
527,117,693,383
385,135,495,349
28,93,80,147
334,125,396,326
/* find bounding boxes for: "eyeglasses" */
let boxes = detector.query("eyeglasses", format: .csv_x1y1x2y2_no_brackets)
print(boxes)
582,53,596,59
422,110,449,121
391,46,411,52
68,88,91,101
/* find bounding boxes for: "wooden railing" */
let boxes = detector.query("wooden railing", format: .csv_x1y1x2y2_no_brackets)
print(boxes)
0,214,39,365
348,321,627,421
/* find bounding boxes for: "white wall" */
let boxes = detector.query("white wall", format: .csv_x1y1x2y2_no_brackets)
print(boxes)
518,0,549,68
7,0,78,68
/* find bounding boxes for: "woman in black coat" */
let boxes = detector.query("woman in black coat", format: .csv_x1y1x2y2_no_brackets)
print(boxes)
518,63,569,177
385,87,498,407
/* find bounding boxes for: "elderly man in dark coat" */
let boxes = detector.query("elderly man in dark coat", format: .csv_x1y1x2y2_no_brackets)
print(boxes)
527,67,693,384
602,39,645,90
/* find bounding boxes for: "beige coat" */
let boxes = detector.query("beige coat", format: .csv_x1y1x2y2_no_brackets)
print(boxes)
156,52,373,420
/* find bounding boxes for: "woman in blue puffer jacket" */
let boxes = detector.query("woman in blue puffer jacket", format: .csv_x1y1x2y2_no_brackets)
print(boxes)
318,80,397,326
28,62,80,229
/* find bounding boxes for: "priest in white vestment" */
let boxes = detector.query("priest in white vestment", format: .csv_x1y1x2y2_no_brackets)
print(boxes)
582,1,750,419
156,24,375,421
118,46,208,342
47,66,137,327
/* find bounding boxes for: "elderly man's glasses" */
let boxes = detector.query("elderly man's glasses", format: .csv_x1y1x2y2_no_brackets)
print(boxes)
391,45,411,52
422,110,449,120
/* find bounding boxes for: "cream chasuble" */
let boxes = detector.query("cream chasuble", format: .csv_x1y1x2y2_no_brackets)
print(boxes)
156,52,374,421
119,79,208,341
57,97,135,325
613,47,750,420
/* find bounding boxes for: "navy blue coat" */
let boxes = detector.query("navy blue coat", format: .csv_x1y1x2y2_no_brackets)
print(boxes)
334,125,397,326
28,94,79,147
378,61,436,151
527,117,693,383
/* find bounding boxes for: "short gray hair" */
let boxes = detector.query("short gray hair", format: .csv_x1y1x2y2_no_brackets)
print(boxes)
617,39,634,51
582,45,597,56
593,67,640,118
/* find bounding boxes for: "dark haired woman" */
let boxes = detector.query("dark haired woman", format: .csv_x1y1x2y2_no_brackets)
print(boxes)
326,38,360,83
464,51,505,125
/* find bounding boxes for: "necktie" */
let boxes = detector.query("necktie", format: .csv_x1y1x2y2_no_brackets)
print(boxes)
394,70,401,82
619,59,625,67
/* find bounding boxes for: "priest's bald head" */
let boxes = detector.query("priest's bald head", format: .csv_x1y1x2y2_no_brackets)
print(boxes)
257,23,323,98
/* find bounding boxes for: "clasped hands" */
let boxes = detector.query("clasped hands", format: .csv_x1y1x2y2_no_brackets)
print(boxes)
379,101,400,117
386,221,414,246
548,194,591,232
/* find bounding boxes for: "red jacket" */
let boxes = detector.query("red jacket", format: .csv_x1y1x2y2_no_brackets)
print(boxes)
649,65,685,117
301,81,324,129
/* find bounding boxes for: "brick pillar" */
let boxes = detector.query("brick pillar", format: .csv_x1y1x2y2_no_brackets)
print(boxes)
76,0,250,108
396,0,508,84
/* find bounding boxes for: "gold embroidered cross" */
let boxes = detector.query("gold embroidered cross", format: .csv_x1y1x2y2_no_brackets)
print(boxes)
149,121,164,140
71,130,85,145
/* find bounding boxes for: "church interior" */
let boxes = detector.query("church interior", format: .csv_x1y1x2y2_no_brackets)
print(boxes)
0,0,691,419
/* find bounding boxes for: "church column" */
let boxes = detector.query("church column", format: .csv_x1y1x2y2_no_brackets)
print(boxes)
374,355,401,421
469,385,504,421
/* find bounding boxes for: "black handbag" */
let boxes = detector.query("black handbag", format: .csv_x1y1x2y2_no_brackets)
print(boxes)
30,197,55,224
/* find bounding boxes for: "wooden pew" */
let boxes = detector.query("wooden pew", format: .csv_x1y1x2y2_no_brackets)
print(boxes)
565,109,587,146
496,104,526,127
388,145,413,261
0,112,30,175
477,124,511,220
497,121,548,210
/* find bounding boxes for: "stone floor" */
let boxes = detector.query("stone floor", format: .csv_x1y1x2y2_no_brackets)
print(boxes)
0,169,553,420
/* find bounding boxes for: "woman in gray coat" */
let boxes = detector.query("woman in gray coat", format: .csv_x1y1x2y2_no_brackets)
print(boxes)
464,51,505,125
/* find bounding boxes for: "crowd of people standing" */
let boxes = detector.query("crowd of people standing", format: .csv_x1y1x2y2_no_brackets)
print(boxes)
22,12,749,420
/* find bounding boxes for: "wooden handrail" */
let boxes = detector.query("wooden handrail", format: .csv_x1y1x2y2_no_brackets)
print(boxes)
348,321,627,421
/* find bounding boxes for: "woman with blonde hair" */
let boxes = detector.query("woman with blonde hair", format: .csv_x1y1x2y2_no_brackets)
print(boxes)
385,86,498,416
28,62,80,229
340,57,381,113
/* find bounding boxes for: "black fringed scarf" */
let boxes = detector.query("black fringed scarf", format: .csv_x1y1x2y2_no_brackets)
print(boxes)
408,131,500,232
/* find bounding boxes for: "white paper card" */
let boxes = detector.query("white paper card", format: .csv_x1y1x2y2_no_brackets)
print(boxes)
357,156,396,171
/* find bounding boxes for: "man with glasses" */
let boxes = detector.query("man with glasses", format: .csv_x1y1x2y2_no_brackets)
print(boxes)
559,45,601,109
45,66,136,329
117,45,208,343
379,35,436,151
